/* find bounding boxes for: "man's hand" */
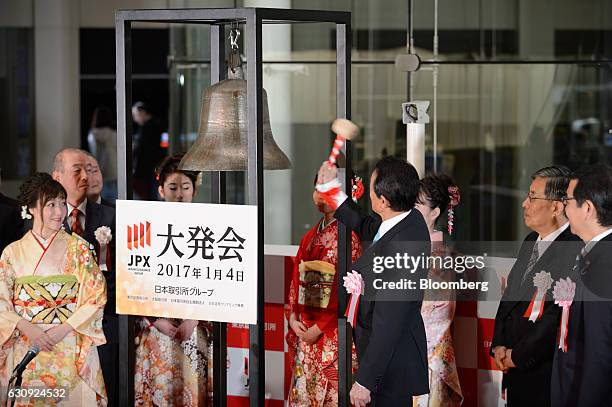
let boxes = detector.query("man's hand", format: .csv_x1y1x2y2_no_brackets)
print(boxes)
317,161,338,185
174,320,198,342
492,345,507,371
289,314,307,339
349,382,371,407
302,324,322,345
503,349,516,370
45,324,74,346
16,320,54,352
153,318,178,338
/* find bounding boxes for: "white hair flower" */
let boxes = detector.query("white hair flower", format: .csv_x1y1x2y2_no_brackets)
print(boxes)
20,205,32,220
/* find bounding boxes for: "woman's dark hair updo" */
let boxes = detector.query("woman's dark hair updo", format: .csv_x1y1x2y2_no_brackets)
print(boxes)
418,174,456,220
155,154,199,188
18,173,67,210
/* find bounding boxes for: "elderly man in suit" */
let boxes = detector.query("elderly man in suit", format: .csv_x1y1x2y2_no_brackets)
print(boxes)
551,164,612,406
317,156,430,406
490,166,581,407
51,148,118,406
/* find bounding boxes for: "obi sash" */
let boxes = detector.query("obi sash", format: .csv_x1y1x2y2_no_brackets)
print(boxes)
298,260,335,308
12,275,79,324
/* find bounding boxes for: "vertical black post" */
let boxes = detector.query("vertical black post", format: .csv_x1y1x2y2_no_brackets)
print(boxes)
246,10,266,407
115,13,135,407
336,21,352,407
210,23,228,407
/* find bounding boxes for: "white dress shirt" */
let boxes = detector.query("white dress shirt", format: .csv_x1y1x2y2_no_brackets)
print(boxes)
535,222,569,260
584,227,612,254
374,210,411,241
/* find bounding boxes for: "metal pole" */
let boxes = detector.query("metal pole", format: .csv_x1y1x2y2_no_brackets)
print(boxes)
336,21,352,407
115,14,135,407
246,10,266,407
210,23,228,407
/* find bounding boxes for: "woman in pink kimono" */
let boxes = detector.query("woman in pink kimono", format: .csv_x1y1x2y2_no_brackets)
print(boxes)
414,174,463,407
0,173,107,406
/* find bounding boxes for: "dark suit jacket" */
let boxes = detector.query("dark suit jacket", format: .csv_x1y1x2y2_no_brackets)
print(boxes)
335,199,430,403
551,232,612,407
491,227,581,407
100,197,115,208
0,193,23,255
75,201,116,315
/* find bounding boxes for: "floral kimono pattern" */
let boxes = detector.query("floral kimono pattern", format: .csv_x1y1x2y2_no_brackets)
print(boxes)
134,319,212,407
0,230,107,406
414,237,463,407
286,219,361,407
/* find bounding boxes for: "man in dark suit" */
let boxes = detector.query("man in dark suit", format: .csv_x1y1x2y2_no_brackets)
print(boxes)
317,157,430,406
51,148,118,406
132,101,166,200
490,166,582,407
551,164,612,406
0,188,23,254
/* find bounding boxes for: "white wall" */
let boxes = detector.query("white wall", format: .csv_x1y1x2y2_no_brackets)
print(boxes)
34,0,81,172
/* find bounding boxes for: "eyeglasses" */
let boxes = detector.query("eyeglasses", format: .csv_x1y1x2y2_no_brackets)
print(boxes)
525,194,555,203
561,196,576,206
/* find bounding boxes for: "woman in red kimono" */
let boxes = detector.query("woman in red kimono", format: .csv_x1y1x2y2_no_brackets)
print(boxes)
286,174,362,406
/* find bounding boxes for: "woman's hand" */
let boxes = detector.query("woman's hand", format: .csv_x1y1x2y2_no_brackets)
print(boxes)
317,162,338,184
45,324,74,346
302,324,322,345
16,320,54,352
153,318,178,338
174,320,198,342
289,314,307,338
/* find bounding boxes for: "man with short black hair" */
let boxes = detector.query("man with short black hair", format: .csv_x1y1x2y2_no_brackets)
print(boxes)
551,163,612,406
317,156,430,406
490,165,581,407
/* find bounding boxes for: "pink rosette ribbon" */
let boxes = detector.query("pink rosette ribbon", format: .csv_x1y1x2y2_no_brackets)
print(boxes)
343,271,364,327
552,277,576,352
523,271,553,322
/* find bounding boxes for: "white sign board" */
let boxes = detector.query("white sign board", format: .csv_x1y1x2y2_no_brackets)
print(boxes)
116,200,258,324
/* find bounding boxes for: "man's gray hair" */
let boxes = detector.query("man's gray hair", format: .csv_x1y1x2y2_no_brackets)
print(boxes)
52,148,88,173
531,165,572,200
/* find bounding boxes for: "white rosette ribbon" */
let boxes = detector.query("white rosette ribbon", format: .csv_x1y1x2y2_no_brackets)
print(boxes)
94,226,112,271
524,271,553,322
552,277,576,352
343,270,364,327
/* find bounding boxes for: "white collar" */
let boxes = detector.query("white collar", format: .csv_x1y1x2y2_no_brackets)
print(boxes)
584,227,612,254
376,210,411,240
67,199,87,216
31,229,59,248
538,222,569,242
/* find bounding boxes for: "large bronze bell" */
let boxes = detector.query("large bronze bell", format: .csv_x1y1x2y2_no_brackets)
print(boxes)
179,67,291,171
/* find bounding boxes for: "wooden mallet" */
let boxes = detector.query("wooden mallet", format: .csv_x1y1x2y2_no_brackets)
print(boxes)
328,118,359,165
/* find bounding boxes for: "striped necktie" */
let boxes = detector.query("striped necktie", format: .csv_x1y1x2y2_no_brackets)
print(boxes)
70,208,84,237
520,242,539,286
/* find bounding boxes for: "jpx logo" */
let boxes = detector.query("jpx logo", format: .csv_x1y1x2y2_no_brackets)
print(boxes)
128,254,150,267
127,222,151,250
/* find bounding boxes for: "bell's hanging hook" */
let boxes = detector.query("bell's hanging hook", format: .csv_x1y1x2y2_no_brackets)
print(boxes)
228,25,242,73
229,26,240,50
